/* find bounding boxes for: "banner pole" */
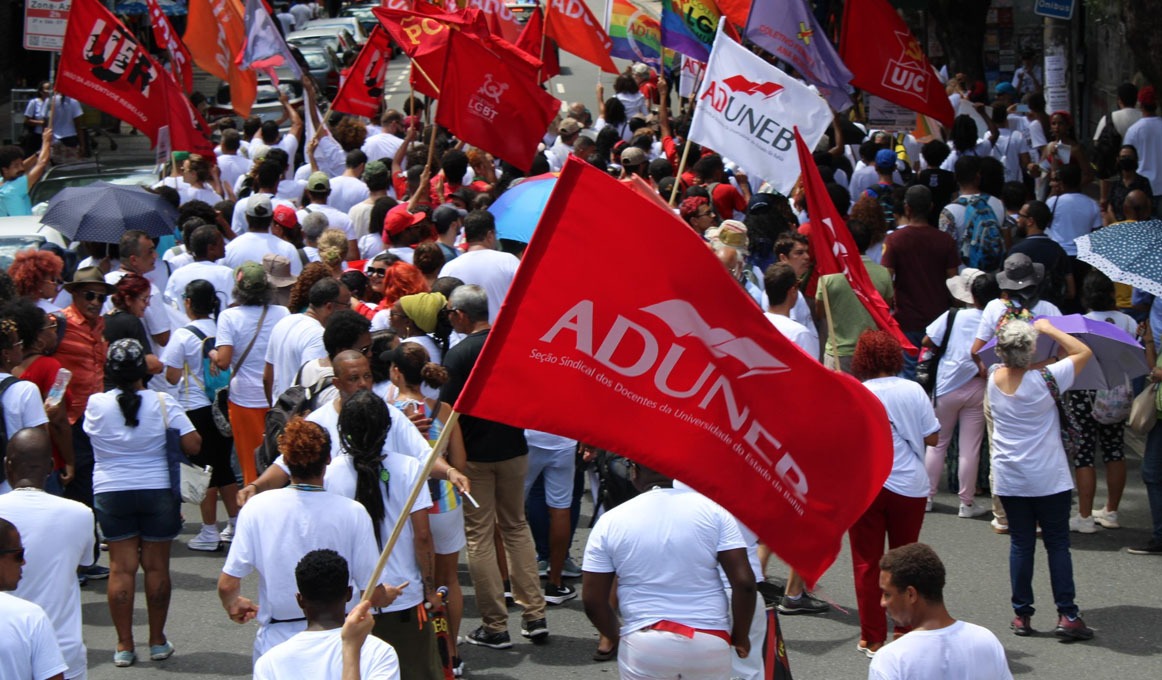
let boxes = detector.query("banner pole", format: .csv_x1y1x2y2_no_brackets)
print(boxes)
362,411,460,600
668,137,693,206
819,279,841,371
425,105,439,171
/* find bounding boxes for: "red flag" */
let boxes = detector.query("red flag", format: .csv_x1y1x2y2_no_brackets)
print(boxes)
462,0,525,42
453,157,893,587
332,26,392,118
374,6,451,98
161,71,216,157
56,0,168,141
544,0,618,74
145,0,193,93
435,30,559,172
516,7,559,83
839,0,953,127
794,129,917,354
715,0,753,29
484,34,544,84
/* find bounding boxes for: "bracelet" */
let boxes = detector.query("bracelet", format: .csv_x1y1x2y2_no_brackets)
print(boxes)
446,467,458,477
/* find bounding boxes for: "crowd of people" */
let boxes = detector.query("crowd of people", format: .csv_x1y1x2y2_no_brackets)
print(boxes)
3,13,1162,680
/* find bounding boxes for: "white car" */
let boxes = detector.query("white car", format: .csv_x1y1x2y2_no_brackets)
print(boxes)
302,17,368,46
0,215,68,269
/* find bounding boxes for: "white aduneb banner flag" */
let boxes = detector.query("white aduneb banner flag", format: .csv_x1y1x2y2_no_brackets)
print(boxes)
687,22,831,194
679,55,705,98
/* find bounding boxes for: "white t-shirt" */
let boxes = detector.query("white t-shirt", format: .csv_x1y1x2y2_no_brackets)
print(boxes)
164,260,235,310
289,3,313,29
162,318,218,410
328,176,371,214
83,390,196,494
362,133,403,164
224,232,304,275
992,129,1029,183
218,153,252,192
583,487,746,636
1083,310,1137,336
231,193,297,236
848,163,880,202
52,96,84,139
974,299,1062,346
222,489,381,650
254,628,401,680
438,249,520,323
868,620,1013,680
672,481,764,585
217,305,291,408
938,194,1005,248
298,204,356,241
616,91,649,118
765,311,819,360
0,373,49,435
0,490,94,680
1123,116,1162,195
264,314,326,399
939,140,995,172
1046,193,1102,256
104,270,173,347
0,593,68,680
325,452,433,612
988,359,1076,497
349,200,376,240
863,377,940,498
925,308,985,397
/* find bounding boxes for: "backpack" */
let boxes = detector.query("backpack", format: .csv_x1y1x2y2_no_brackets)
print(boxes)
864,181,898,229
254,378,333,475
0,376,20,485
1092,116,1122,180
957,195,1004,271
185,326,233,437
994,299,1035,335
1093,378,1134,425
589,450,639,525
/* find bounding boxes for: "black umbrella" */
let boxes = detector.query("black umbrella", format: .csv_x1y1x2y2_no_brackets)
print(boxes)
41,182,178,244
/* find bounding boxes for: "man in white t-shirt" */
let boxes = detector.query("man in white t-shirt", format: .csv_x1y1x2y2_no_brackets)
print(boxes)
361,111,405,164
288,0,314,29
763,263,819,360
297,173,358,260
327,151,371,214
254,549,401,680
248,97,302,181
0,430,94,680
1123,85,1162,208
938,155,1005,251
224,194,303,275
217,130,253,193
869,543,1012,680
263,278,348,401
104,231,173,350
164,225,235,310
0,517,69,680
582,463,755,680
438,211,520,323
1046,164,1102,258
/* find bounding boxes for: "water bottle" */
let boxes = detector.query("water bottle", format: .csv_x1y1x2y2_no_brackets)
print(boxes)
45,368,72,407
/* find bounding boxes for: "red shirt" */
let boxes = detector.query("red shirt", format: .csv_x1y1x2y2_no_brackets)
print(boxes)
709,183,747,220
56,306,107,424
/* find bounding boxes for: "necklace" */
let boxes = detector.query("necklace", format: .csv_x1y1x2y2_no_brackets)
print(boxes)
290,483,325,492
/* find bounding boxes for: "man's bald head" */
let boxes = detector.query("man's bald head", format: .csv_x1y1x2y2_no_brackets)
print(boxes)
1124,190,1153,221
4,428,52,489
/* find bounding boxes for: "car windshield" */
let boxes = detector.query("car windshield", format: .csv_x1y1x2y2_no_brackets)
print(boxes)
301,52,329,69
31,169,158,206
0,235,47,270
289,36,337,49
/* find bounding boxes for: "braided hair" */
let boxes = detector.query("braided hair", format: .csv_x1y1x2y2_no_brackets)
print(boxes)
337,390,392,546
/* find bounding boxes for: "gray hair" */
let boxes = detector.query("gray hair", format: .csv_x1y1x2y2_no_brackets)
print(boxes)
302,212,329,243
995,319,1038,368
449,284,489,323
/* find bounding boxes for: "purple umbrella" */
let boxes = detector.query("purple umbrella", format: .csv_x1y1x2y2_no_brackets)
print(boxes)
977,314,1148,390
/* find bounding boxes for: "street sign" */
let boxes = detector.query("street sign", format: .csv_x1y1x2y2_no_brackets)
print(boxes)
24,0,72,52
1034,0,1075,21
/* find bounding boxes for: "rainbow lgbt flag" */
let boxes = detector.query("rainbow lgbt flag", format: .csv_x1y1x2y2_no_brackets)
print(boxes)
606,0,663,68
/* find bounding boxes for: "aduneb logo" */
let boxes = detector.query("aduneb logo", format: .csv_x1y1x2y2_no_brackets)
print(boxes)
700,74,794,152
881,30,929,101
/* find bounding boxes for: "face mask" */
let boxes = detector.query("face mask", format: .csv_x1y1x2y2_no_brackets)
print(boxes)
1118,157,1139,172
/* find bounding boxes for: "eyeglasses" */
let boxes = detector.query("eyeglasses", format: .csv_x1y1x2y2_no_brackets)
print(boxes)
367,268,388,277
695,211,714,218
82,291,108,303
0,548,24,561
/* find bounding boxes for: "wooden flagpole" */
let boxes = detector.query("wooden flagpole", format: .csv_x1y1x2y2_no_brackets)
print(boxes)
669,139,693,206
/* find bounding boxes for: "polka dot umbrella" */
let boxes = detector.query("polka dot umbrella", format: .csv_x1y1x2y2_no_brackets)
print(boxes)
1076,219,1162,297
41,182,178,244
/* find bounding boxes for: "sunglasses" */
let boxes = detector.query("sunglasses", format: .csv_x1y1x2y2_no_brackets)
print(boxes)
367,268,388,277
82,291,108,303
0,547,24,561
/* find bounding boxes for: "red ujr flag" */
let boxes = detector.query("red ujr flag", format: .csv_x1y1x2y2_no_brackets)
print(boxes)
515,7,559,83
332,26,392,118
145,0,193,93
454,157,894,586
544,0,618,74
839,0,953,127
435,30,559,172
794,129,916,354
57,0,168,141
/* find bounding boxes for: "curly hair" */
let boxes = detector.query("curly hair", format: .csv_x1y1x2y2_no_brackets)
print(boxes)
851,330,903,380
390,341,448,388
880,543,945,603
279,417,332,479
0,298,46,348
381,261,429,309
317,229,349,268
995,320,1037,369
412,241,445,279
679,195,709,222
289,262,335,312
849,195,888,244
337,390,391,545
111,273,152,311
8,250,63,298
296,549,349,603
333,117,368,152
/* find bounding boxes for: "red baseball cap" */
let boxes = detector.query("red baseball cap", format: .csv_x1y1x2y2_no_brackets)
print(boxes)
273,204,298,230
383,204,426,237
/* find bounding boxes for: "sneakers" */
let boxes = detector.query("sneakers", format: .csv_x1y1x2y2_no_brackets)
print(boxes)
1011,614,1033,636
188,524,222,551
856,640,882,658
465,626,513,650
925,499,933,512
537,559,549,578
521,618,549,643
990,518,1010,534
1127,538,1162,555
149,641,175,661
1054,615,1094,641
113,650,136,667
1069,515,1098,534
220,521,236,543
562,557,582,579
84,565,110,580
544,582,577,605
1091,507,1120,529
958,502,991,518
451,657,464,677
777,592,829,615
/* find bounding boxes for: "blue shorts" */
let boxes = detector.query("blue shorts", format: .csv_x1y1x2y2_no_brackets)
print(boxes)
94,489,182,543
524,445,577,509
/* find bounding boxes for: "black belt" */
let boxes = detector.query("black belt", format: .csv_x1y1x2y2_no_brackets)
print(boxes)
269,616,307,624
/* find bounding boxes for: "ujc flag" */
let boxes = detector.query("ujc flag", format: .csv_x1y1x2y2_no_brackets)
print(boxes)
688,20,830,194
453,156,894,587
744,0,852,111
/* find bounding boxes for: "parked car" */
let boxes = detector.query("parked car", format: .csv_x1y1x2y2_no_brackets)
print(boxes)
213,77,305,132
297,45,342,99
286,27,358,61
0,216,69,270
339,3,378,38
29,157,160,214
303,17,368,46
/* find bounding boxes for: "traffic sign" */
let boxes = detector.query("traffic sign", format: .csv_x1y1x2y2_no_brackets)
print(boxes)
24,0,72,52
1034,0,1075,21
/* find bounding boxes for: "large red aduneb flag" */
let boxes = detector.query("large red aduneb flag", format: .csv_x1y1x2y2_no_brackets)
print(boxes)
516,7,559,82
436,30,559,172
57,0,168,141
544,0,618,74
454,157,894,586
332,27,392,118
145,0,193,93
839,0,953,127
794,129,916,354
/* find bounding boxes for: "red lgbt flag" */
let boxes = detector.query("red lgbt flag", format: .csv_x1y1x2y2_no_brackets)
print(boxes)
454,157,894,586
145,0,193,93
435,30,558,172
332,26,392,118
544,0,618,74
57,0,168,141
794,129,916,354
839,0,953,127
516,7,559,83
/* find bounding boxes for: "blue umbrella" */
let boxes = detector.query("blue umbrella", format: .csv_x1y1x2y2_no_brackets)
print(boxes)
41,182,178,244
1076,219,1162,297
488,174,558,243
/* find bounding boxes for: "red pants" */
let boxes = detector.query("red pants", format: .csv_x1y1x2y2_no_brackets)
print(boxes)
848,487,927,644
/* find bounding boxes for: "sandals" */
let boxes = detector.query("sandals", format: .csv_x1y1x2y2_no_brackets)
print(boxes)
592,643,618,662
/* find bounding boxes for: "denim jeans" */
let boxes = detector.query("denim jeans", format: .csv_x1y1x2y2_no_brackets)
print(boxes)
999,490,1078,618
900,330,927,381
1143,423,1162,542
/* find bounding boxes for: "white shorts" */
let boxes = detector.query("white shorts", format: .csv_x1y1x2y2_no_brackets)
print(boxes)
429,505,466,555
619,628,731,680
524,444,576,509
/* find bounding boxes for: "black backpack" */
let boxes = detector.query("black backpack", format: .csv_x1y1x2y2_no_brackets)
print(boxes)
589,450,639,525
254,378,333,475
0,376,20,485
1092,117,1122,180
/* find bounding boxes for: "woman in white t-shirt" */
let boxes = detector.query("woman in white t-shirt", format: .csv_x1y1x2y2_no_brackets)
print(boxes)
989,319,1094,640
612,73,648,119
850,330,939,658
162,280,240,552
84,338,201,667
